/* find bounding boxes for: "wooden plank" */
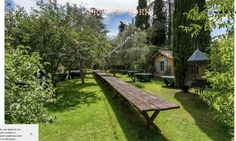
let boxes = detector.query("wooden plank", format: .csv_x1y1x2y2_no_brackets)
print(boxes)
102,77,157,111
102,76,178,111
106,77,179,111
94,72,180,112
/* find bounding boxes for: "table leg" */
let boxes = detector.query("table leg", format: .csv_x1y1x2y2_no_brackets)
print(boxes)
112,92,119,99
141,111,161,132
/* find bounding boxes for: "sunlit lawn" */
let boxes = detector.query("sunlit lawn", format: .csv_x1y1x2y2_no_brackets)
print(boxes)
39,74,231,141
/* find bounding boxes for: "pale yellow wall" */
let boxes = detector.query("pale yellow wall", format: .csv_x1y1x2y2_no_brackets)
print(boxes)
154,54,174,76
167,58,174,75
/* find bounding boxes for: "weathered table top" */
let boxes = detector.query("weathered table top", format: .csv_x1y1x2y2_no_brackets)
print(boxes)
96,72,179,112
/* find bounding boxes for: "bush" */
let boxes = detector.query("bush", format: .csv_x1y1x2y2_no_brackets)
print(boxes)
200,35,234,131
5,45,56,123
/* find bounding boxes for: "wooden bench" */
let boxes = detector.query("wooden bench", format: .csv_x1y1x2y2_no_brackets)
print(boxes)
161,76,175,87
94,72,180,131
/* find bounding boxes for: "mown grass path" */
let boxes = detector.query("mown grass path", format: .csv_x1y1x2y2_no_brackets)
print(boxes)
39,74,231,141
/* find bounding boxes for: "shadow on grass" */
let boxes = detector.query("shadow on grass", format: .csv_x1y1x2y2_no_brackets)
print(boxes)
95,76,168,141
174,91,232,141
47,80,100,112
130,82,145,89
113,75,123,78
161,85,179,90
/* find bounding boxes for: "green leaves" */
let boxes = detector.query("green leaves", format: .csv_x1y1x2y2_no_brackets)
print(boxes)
181,0,234,38
201,35,234,131
5,45,56,124
109,24,155,71
5,1,111,84
177,0,234,131
173,0,211,91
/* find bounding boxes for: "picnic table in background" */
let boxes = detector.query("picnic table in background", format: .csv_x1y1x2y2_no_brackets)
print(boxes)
119,70,128,74
127,71,140,77
135,73,153,82
55,72,67,82
70,70,80,79
161,76,175,87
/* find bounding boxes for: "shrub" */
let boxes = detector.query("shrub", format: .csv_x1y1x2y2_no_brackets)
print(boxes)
5,44,56,123
201,35,234,131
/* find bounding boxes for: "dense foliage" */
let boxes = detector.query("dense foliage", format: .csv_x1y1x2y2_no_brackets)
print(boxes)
5,0,112,123
172,0,210,91
111,0,172,72
108,24,156,71
5,44,56,123
202,35,234,130
181,0,234,133
118,21,127,33
5,0,112,84
135,0,150,30
148,0,167,45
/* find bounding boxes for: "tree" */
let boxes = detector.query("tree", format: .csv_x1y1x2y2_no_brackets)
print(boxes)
180,0,234,133
118,21,126,33
5,0,111,84
4,0,112,123
202,35,234,130
5,44,56,123
172,0,210,91
109,24,155,72
5,7,32,48
149,0,167,45
62,4,109,84
135,0,150,30
5,0,70,81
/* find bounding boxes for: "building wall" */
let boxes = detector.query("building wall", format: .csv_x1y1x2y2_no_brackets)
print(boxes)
154,54,174,77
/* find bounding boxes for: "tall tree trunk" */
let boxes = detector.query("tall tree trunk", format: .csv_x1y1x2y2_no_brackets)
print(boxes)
81,76,85,84
168,0,172,47
79,60,85,84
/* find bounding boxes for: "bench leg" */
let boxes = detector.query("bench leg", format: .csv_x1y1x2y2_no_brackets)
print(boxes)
121,99,127,104
112,92,119,99
141,111,160,132
105,83,110,87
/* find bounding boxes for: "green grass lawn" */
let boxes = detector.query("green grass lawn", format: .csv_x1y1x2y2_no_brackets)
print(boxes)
39,74,231,141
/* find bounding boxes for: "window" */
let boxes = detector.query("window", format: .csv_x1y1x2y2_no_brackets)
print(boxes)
160,61,165,71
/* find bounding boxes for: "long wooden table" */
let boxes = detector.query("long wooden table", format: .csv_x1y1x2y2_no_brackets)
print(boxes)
94,71,180,131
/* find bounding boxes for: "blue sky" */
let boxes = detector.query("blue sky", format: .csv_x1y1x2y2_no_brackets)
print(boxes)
104,13,134,37
5,0,226,38
5,0,15,9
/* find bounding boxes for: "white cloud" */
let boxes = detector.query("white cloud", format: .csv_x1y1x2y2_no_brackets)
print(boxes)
14,0,37,12
13,0,139,13
106,32,118,38
57,0,138,11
